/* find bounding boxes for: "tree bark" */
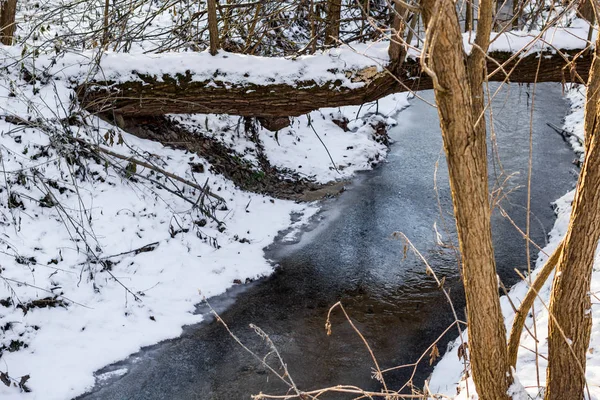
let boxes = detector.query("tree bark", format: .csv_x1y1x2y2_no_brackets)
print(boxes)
102,0,110,49
0,0,17,45
512,0,522,29
419,0,511,397
207,0,219,55
324,0,342,46
388,1,408,68
78,48,593,118
544,31,600,400
465,0,473,32
584,48,600,150
577,0,596,24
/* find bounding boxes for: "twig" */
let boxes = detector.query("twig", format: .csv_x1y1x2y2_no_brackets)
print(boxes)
72,137,226,203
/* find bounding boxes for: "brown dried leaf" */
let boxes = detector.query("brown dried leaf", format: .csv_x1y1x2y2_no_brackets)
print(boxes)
325,320,332,336
457,342,469,361
429,344,440,365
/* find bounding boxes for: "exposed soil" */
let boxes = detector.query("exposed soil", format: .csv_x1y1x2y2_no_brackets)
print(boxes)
106,114,363,201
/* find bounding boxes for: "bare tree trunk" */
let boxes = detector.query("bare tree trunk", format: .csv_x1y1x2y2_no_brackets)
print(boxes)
577,0,596,24
221,0,232,48
102,0,110,49
544,31,600,400
0,0,17,45
207,0,219,55
584,52,600,151
309,0,317,53
465,0,473,32
512,0,521,29
244,2,262,51
419,0,511,397
324,0,341,46
388,1,409,72
466,0,493,137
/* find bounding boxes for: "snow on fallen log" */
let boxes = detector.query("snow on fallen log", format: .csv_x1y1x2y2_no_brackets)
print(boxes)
77,47,592,118
1,26,595,118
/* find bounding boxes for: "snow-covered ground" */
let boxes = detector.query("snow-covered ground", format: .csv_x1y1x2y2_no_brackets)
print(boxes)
0,41,408,399
1,0,595,397
428,85,600,399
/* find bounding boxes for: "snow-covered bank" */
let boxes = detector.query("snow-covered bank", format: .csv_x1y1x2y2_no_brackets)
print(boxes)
0,44,409,399
428,85,599,399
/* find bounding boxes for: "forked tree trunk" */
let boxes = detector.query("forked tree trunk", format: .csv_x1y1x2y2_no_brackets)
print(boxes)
544,30,600,400
420,0,511,398
0,0,17,45
324,0,342,46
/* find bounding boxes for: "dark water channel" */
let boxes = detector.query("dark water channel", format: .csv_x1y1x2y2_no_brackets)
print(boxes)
79,84,578,399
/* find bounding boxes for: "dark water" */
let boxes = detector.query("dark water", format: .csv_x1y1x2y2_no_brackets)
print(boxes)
78,84,578,400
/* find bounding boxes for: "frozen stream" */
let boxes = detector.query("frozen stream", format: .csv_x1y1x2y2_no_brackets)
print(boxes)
78,84,578,399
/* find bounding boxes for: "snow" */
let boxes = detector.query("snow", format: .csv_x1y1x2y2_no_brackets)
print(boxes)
0,40,390,91
170,93,408,185
0,0,595,397
428,85,600,399
476,19,597,55
50,22,595,89
259,98,406,183
0,44,408,400
0,120,308,399
91,42,390,87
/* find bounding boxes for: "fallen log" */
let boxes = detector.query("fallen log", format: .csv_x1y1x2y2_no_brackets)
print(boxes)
78,48,592,118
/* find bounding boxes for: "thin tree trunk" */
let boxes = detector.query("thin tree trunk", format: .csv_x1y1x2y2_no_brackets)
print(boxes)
207,0,219,55
388,1,408,72
221,0,232,48
102,0,110,49
465,0,473,32
577,0,595,24
408,11,419,47
0,0,17,45
544,31,600,400
420,0,511,397
360,0,369,40
466,0,493,138
512,0,521,29
324,0,341,46
310,0,317,53
584,50,600,151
